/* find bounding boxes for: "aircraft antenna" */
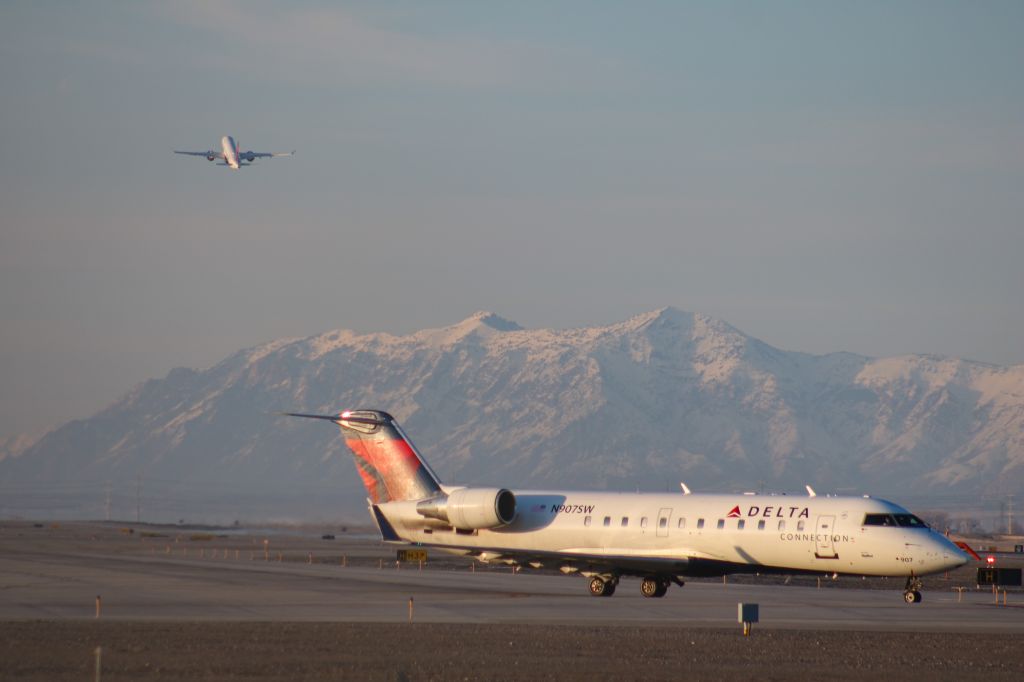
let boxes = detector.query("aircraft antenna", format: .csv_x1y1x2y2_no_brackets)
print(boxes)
805,485,817,498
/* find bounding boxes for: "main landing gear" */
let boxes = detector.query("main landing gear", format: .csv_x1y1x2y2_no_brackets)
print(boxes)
903,575,923,604
588,575,679,598
589,576,617,597
640,576,671,598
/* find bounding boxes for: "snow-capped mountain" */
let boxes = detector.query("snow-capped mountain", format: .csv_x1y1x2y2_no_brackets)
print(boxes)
3,309,1022,521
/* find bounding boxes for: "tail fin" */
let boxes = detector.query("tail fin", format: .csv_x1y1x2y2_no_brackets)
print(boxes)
285,410,442,503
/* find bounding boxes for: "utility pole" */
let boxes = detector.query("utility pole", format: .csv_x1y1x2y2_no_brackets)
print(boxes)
105,482,111,522
1008,495,1015,536
135,474,141,523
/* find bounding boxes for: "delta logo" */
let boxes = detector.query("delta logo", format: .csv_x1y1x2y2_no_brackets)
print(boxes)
725,505,811,519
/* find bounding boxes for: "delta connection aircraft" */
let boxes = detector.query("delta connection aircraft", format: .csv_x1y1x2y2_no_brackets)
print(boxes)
174,135,294,170
287,409,971,603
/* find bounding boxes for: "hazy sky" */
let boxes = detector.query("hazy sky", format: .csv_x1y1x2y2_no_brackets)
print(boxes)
2,1,1023,440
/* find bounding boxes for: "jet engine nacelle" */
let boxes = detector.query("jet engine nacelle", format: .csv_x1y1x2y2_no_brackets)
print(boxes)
243,152,256,162
206,154,216,162
416,487,516,530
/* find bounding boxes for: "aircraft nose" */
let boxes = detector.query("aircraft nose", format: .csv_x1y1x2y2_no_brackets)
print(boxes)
937,537,970,570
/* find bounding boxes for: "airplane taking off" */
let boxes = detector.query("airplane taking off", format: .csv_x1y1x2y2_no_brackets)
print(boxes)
287,409,971,603
174,135,294,170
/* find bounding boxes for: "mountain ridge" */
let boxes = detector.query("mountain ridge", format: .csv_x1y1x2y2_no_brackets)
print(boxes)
3,308,1022,521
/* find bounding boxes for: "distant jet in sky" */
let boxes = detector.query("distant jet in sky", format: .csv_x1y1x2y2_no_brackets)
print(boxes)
174,135,294,170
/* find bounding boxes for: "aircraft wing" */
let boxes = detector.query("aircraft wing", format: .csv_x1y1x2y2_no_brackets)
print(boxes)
246,150,295,159
412,539,722,576
432,541,810,579
174,150,223,159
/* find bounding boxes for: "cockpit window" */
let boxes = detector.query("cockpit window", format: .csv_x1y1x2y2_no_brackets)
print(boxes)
894,514,928,528
863,513,929,528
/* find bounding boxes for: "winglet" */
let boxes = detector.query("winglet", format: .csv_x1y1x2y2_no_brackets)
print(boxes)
805,485,817,498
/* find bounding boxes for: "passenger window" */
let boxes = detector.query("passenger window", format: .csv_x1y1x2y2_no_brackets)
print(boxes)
584,516,592,527
778,520,785,531
677,517,686,529
697,518,705,529
797,520,805,531
737,520,745,530
659,517,668,529
716,519,725,529
757,520,765,530
603,516,611,527
621,517,629,527
640,517,649,528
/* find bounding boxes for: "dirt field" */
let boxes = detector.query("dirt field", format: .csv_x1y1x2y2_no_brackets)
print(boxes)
3,621,1023,681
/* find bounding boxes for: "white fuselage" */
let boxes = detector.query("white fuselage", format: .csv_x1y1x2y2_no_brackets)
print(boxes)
221,135,240,170
378,490,967,578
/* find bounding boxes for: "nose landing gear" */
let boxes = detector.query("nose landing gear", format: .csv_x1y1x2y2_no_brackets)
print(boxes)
903,575,923,603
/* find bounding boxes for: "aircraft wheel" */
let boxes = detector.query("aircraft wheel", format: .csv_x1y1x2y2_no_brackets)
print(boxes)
641,577,661,598
589,577,614,597
654,579,669,598
903,590,922,604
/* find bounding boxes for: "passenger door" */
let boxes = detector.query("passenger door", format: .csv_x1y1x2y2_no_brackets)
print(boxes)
814,515,838,559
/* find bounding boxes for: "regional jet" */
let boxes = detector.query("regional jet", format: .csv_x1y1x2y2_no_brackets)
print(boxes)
174,135,294,170
286,409,970,603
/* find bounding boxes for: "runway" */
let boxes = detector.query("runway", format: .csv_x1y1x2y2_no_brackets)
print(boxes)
2,521,1022,632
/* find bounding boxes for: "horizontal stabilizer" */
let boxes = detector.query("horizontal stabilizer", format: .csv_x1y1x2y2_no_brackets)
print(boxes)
281,411,383,426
